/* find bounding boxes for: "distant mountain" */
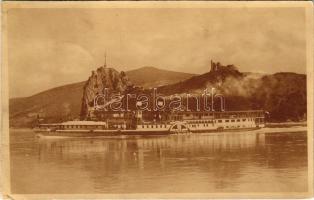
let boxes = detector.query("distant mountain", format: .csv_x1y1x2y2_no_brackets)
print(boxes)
9,81,85,127
126,66,196,88
242,72,268,79
9,66,195,127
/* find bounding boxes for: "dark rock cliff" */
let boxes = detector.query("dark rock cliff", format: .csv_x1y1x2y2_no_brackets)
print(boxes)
80,66,131,119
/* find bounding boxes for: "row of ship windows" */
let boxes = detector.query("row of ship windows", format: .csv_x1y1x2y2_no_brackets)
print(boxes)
218,118,255,123
58,125,105,129
139,122,257,129
190,124,211,128
226,125,254,128
189,124,254,128
141,124,168,128
187,118,255,124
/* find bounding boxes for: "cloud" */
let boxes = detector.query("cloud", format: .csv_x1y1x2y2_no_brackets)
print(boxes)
7,7,306,97
9,39,95,97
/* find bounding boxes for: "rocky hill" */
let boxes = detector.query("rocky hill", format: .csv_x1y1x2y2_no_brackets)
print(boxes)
158,62,243,95
80,66,132,119
158,62,306,122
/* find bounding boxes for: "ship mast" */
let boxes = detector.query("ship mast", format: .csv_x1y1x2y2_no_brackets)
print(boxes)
104,52,107,68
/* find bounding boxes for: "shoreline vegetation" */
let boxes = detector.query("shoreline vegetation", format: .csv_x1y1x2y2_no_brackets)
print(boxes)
266,121,307,127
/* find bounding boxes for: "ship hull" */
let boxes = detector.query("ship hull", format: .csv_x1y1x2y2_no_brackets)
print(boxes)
189,127,260,133
35,126,261,138
35,129,171,138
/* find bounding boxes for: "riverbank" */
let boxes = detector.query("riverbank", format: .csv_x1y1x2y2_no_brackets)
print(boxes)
255,126,307,134
266,121,307,128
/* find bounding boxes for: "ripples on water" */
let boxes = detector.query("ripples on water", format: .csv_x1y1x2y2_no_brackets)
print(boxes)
10,129,308,194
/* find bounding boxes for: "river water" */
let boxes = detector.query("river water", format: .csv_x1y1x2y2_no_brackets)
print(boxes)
10,129,308,194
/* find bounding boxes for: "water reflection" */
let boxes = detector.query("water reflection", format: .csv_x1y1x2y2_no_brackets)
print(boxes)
38,133,265,154
10,130,308,194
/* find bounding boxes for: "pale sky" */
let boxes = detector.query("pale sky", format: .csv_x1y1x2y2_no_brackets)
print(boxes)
7,7,306,98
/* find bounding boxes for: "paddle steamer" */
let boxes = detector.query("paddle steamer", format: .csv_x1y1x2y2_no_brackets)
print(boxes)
35,110,265,137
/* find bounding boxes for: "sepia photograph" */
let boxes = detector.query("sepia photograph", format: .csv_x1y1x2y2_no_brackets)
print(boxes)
1,1,313,199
